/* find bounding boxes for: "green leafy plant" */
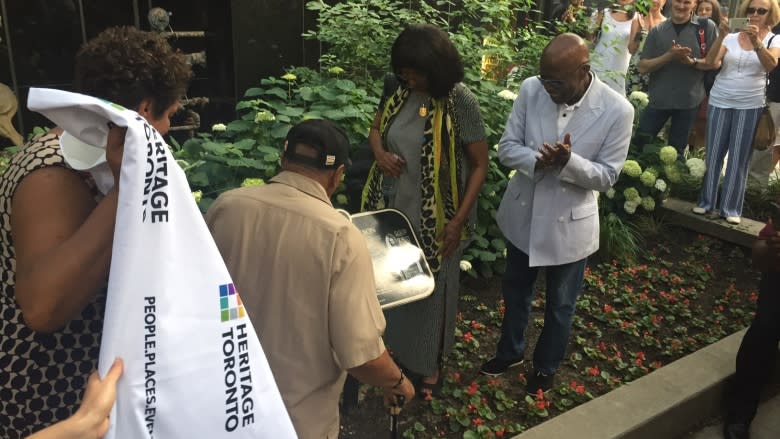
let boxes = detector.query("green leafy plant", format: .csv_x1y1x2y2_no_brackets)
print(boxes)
600,93,706,223
598,212,642,262
303,0,442,82
301,0,534,275
462,146,509,277
172,67,377,211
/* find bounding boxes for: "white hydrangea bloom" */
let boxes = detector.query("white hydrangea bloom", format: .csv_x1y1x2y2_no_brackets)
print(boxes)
628,91,649,110
254,110,276,123
498,90,518,101
654,178,667,192
211,123,227,132
459,260,473,271
686,158,706,179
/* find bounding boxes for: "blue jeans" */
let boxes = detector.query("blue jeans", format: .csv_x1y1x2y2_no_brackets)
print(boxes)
495,242,587,375
635,105,699,157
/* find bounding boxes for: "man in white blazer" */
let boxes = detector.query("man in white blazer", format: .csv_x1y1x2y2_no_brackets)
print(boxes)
480,34,634,393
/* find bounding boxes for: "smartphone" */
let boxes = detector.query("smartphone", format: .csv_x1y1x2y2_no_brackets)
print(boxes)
729,18,749,32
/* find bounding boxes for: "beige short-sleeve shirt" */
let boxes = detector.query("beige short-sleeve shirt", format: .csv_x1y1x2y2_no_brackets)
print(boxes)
206,171,386,439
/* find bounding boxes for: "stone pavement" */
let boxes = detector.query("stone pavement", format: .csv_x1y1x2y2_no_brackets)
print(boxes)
685,393,780,439
513,198,776,439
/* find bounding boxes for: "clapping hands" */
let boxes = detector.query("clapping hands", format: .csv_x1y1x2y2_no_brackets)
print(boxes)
536,133,572,170
668,40,693,63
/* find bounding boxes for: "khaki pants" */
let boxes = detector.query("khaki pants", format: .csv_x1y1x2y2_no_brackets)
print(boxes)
748,102,780,187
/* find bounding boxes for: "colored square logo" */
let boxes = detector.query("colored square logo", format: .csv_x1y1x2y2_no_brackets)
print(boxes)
219,283,246,322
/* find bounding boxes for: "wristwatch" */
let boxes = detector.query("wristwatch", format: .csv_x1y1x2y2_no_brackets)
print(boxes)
691,57,699,67
755,42,765,52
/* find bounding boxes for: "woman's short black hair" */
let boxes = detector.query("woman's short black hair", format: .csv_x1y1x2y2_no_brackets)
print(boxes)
391,24,464,99
74,26,192,119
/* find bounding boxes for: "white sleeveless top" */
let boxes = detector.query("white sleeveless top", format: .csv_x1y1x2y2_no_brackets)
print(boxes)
709,32,780,109
591,9,636,95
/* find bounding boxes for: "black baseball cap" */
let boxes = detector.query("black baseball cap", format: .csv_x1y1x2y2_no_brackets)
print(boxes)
283,119,351,169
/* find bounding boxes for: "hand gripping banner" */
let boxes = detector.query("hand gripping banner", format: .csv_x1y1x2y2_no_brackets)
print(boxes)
28,88,297,438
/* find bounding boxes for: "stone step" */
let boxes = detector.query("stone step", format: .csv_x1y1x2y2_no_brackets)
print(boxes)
657,198,765,249
513,330,779,439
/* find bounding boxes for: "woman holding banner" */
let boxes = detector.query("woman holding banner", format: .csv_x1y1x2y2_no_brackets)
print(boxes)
361,24,488,397
27,359,123,439
0,27,190,438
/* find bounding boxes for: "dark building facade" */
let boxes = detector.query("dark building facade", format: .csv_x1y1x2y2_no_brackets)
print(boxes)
0,0,322,146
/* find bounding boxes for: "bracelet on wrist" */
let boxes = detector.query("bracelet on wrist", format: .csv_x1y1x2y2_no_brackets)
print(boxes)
755,43,765,52
392,370,405,389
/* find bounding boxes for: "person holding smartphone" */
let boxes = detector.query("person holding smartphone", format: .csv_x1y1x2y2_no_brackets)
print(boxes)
695,0,780,225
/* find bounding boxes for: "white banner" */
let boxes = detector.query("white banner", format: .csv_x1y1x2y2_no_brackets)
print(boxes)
28,88,297,439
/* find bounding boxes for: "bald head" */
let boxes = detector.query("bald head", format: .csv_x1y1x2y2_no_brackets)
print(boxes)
541,33,589,72
537,33,592,105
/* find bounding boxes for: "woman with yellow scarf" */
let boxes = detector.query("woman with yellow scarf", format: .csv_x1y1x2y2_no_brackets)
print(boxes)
362,24,488,397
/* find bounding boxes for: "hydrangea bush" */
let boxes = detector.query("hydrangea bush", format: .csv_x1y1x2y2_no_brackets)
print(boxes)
596,94,708,260
599,102,706,221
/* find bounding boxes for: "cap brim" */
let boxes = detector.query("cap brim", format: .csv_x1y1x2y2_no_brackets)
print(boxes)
59,131,107,171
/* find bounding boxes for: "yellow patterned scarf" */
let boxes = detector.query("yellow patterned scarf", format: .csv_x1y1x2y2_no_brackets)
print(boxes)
361,84,463,272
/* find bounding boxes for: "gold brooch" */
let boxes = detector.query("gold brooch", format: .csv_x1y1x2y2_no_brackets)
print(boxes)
418,104,428,117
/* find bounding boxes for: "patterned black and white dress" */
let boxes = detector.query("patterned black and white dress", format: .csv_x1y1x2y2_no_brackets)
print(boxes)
381,82,486,377
0,133,106,439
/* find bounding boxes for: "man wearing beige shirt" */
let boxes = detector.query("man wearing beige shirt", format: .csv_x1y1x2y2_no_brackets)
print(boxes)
206,119,415,438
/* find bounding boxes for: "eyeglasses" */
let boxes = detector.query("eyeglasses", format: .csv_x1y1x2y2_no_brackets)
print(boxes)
746,7,769,15
537,63,587,88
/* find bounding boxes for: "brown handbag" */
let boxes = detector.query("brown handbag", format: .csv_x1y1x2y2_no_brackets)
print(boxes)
753,106,776,151
755,34,778,151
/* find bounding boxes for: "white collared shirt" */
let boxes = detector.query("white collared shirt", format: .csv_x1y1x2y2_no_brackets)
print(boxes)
556,72,595,137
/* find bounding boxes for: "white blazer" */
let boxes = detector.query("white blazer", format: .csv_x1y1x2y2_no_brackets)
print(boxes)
496,73,634,267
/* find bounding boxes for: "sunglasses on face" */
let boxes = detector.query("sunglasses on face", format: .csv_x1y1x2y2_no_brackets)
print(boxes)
537,76,568,88
537,63,587,88
746,7,769,15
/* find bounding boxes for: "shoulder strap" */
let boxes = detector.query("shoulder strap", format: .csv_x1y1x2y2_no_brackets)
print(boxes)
765,34,777,102
590,10,605,43
766,34,778,96
696,17,708,56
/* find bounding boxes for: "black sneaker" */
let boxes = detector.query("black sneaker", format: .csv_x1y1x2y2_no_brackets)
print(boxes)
526,370,555,394
723,421,751,439
479,357,525,376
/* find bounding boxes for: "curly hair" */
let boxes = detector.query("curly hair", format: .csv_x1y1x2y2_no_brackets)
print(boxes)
74,26,192,119
391,24,464,99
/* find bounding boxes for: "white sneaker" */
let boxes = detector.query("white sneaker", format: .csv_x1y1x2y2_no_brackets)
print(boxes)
692,207,706,215
725,216,741,224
